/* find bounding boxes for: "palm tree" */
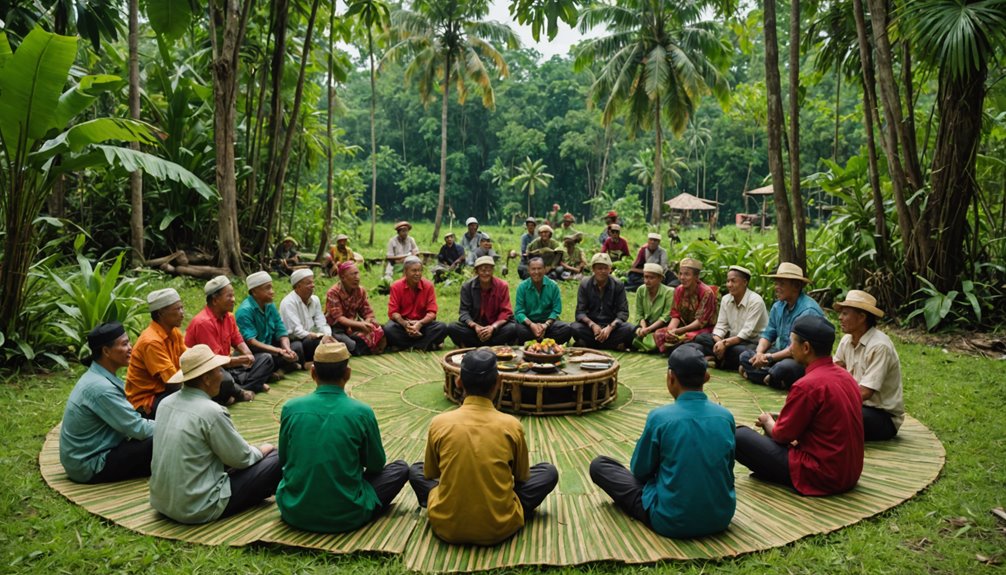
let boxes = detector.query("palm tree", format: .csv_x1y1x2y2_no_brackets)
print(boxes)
511,157,553,216
386,0,519,244
630,146,687,193
574,0,730,225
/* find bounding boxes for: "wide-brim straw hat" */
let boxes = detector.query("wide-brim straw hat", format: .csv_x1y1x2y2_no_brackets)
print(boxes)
834,289,885,318
167,344,231,384
474,255,496,269
395,221,412,231
563,231,583,244
335,233,349,242
765,262,811,283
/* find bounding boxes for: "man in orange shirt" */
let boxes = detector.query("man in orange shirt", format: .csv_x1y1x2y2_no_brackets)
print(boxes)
126,289,187,418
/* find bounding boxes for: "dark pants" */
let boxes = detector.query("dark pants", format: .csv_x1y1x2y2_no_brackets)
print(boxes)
570,321,636,351
267,340,305,372
514,321,572,346
588,455,650,526
220,450,283,518
517,263,529,280
408,461,558,516
382,321,448,351
447,321,518,349
332,331,373,356
222,353,274,394
298,336,322,363
689,334,756,371
734,426,793,488
142,386,181,419
625,272,644,292
739,349,805,390
87,437,154,483
863,406,898,441
365,460,410,515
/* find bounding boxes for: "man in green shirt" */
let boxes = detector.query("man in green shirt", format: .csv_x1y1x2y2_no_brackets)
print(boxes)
632,263,674,352
276,342,408,533
514,257,571,345
236,270,302,376
526,225,562,274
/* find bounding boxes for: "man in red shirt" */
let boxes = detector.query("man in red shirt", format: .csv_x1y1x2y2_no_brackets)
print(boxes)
185,276,272,401
601,224,630,261
447,256,517,348
382,256,448,351
734,315,864,496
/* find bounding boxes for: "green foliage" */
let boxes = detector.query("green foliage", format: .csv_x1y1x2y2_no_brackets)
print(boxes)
905,275,996,332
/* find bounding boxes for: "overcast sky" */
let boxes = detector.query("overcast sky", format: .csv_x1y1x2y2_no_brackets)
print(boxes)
486,0,600,61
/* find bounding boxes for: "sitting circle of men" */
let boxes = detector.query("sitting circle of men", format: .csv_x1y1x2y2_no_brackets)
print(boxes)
59,223,904,545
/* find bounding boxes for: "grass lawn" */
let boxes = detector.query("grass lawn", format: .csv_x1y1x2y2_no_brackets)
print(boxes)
2,221,1004,573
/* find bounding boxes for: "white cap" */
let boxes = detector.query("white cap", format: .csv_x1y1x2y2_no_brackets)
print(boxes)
480,232,492,240
403,255,422,267
474,255,496,268
647,232,661,241
147,288,181,312
290,268,313,287
204,275,230,295
466,217,479,225
246,271,272,291
643,263,664,276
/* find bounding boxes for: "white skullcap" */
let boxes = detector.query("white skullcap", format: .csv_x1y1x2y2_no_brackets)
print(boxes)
147,288,181,312
246,271,272,291
290,268,313,287
204,275,230,295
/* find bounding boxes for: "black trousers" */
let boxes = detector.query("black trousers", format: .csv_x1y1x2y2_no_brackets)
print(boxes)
570,321,636,351
222,353,274,394
588,455,650,526
332,331,375,356
514,321,572,346
364,459,411,515
734,426,793,488
143,386,181,419
407,461,558,515
688,334,756,372
298,336,322,363
382,321,448,351
738,350,805,390
863,405,898,441
446,322,518,349
220,450,283,519
87,437,154,483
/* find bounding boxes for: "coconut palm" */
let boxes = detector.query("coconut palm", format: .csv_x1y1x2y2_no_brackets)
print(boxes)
630,146,687,193
511,157,553,216
574,0,730,225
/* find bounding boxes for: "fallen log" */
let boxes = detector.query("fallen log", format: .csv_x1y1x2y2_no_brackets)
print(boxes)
159,262,232,280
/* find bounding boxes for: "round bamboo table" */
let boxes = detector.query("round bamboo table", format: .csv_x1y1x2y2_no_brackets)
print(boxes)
441,347,619,415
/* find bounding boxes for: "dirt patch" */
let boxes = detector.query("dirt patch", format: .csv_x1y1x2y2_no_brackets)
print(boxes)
889,327,1006,359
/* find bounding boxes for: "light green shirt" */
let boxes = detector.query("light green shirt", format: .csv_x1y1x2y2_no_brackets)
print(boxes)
514,276,562,324
635,283,673,325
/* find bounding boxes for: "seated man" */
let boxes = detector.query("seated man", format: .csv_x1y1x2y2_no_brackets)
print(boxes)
280,269,336,363
625,233,669,292
471,233,499,262
516,217,537,280
236,271,302,376
631,264,673,352
590,346,735,537
408,348,559,545
690,265,768,371
433,232,465,282
324,234,356,277
383,256,449,351
570,253,636,350
460,217,486,266
325,262,386,356
600,224,629,261
557,232,587,280
186,275,271,401
273,236,300,276
385,221,420,279
448,256,518,348
276,342,409,532
739,262,825,389
514,257,571,345
149,345,282,524
526,225,562,275
734,316,864,495
597,210,619,246
833,290,904,441
126,288,187,418
655,258,717,353
60,322,155,484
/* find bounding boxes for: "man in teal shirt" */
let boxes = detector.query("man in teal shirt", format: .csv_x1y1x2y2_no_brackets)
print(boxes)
590,346,736,538
514,257,571,345
276,342,408,533
236,270,302,375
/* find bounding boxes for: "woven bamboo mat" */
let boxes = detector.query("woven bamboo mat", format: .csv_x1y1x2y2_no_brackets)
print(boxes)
40,352,944,571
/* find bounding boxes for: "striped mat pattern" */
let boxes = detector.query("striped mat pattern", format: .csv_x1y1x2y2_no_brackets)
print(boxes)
40,352,944,571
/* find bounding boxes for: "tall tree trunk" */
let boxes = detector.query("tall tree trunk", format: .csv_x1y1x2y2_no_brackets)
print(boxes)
128,0,144,265
242,8,275,209
368,28,378,246
253,0,289,237
652,104,663,225
432,51,452,244
788,0,805,268
901,39,924,190
318,6,336,262
832,68,841,163
763,0,796,263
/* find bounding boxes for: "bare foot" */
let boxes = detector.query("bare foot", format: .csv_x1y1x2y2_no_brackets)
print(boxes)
262,383,270,393
241,389,255,402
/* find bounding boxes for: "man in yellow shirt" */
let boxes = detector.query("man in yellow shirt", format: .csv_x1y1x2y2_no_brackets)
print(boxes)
408,348,558,545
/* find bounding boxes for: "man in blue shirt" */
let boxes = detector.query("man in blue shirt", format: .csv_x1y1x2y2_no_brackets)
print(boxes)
517,217,537,280
60,322,155,483
739,262,825,389
590,346,736,538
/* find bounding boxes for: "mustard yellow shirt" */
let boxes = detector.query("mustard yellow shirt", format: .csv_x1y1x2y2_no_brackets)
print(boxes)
423,395,530,545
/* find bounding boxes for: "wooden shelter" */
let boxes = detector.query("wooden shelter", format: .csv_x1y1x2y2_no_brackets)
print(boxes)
744,184,775,231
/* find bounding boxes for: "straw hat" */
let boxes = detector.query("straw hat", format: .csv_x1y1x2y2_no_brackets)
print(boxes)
147,288,181,312
538,225,554,235
281,235,297,244
643,263,664,276
314,341,351,363
591,253,613,268
679,257,703,272
647,232,661,241
444,231,456,239
394,221,412,231
335,233,349,242
609,223,622,232
562,231,584,244
525,216,536,224
474,255,496,269
834,289,885,318
765,262,811,283
167,344,231,384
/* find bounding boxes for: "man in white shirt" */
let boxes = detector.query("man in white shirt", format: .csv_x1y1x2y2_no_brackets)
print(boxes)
280,269,335,363
689,265,768,370
385,221,420,279
833,290,905,441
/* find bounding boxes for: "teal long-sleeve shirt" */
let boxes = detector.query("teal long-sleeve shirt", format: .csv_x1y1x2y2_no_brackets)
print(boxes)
235,296,288,346
514,276,562,325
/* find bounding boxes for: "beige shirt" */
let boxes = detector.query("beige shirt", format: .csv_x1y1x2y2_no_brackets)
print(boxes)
835,327,905,429
712,288,768,342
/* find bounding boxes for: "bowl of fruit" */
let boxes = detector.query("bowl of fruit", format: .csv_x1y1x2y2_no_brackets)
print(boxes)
522,338,565,364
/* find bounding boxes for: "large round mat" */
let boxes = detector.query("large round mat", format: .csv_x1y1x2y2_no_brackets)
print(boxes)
40,352,944,572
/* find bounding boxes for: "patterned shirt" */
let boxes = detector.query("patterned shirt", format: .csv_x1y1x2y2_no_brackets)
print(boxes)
326,283,377,326
670,281,718,330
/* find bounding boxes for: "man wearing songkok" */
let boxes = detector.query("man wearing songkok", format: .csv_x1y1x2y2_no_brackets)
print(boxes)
280,268,336,363
514,257,571,345
433,232,465,282
557,232,587,280
598,210,619,246
460,216,486,266
448,256,518,348
689,265,769,371
590,346,735,537
517,217,537,280
570,253,636,350
324,234,355,277
734,316,864,495
236,271,303,375
273,236,301,276
739,262,825,389
654,258,718,353
631,264,673,352
276,342,408,532
185,275,271,401
60,322,155,484
385,221,420,279
150,345,282,524
383,256,449,351
833,290,905,441
471,233,499,262
526,224,562,274
626,233,670,291
126,288,187,418
601,224,630,261
408,348,559,545
325,262,386,356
